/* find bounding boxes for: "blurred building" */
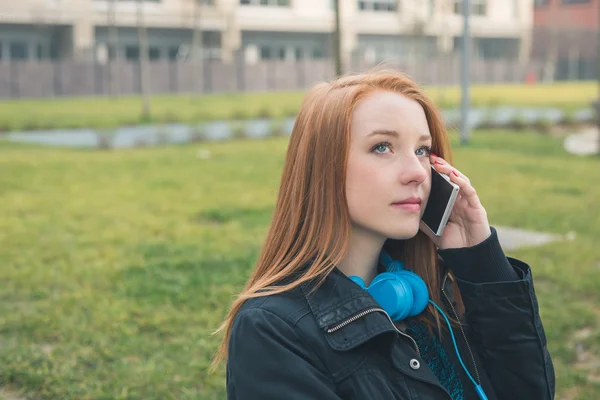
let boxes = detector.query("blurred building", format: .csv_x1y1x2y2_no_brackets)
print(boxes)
0,0,532,64
532,0,598,81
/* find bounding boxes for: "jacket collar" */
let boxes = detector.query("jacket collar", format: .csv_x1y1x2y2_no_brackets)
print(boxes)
301,266,381,329
300,266,398,351
299,261,453,351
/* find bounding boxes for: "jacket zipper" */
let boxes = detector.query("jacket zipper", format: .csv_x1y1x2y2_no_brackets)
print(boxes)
326,307,421,357
441,273,482,385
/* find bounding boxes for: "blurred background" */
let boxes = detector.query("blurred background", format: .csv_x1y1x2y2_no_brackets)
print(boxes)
0,0,599,399
0,0,596,96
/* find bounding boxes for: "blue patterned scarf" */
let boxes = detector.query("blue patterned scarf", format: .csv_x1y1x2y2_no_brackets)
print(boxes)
405,320,464,400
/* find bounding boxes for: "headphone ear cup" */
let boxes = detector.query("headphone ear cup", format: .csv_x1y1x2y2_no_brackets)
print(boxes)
368,273,414,321
388,277,414,321
393,271,429,317
349,275,367,289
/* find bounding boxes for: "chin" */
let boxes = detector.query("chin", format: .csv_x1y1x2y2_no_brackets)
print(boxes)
385,224,420,241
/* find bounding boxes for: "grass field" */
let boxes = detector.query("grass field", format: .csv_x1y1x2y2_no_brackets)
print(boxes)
0,80,596,132
1,130,600,399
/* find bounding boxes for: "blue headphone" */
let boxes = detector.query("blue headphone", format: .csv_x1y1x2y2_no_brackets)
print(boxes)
349,250,429,321
349,249,489,400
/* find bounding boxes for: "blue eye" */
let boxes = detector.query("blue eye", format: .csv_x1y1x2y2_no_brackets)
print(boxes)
416,146,432,157
371,142,392,154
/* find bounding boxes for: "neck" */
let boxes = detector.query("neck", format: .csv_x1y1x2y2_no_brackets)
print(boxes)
337,228,386,286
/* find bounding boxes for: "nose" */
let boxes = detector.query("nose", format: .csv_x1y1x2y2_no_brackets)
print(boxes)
398,155,428,186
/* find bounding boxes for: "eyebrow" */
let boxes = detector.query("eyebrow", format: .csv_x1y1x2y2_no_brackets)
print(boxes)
368,129,431,142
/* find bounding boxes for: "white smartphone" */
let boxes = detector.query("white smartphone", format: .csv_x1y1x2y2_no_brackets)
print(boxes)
421,165,460,237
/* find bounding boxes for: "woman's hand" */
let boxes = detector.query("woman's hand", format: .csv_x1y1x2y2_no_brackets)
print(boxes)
419,154,492,250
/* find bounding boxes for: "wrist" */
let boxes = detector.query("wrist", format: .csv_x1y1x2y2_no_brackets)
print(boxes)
466,224,492,248
439,224,491,251
438,227,519,283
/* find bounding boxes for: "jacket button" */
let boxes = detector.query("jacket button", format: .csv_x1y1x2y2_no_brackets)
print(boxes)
409,359,420,370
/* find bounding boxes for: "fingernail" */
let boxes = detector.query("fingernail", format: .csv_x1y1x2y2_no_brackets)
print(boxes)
452,170,459,177
435,160,444,165
431,152,438,158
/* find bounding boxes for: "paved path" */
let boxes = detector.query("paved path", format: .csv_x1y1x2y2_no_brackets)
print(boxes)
495,225,571,252
564,127,599,156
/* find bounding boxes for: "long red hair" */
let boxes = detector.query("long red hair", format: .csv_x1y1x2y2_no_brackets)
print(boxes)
212,69,464,370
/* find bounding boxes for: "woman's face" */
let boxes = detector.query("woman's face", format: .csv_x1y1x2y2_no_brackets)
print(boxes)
346,91,432,241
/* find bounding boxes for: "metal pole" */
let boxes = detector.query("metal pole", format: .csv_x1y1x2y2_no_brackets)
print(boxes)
192,0,203,94
460,0,471,145
597,16,600,157
108,0,118,97
333,0,342,77
137,0,151,119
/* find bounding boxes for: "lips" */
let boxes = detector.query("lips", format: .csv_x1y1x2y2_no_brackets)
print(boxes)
392,197,422,206
391,197,422,213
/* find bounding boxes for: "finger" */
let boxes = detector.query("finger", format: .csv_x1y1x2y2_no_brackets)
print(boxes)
431,159,453,175
452,169,471,186
448,171,481,209
430,157,478,206
432,159,471,186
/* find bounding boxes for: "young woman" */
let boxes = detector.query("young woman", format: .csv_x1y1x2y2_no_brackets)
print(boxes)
213,71,555,400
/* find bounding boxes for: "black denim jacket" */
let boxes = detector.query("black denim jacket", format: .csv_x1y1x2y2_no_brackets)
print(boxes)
226,228,555,399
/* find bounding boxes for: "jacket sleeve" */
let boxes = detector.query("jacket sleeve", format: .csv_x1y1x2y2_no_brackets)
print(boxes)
439,229,555,400
227,307,341,400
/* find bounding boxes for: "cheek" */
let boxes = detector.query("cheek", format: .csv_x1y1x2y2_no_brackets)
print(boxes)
346,155,381,193
422,169,432,200
345,156,382,212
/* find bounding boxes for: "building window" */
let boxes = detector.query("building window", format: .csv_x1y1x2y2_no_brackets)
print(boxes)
32,42,58,61
168,46,180,60
36,43,44,60
49,43,59,60
454,0,486,16
259,46,272,60
93,0,162,2
125,45,140,61
312,47,324,59
240,0,290,6
534,0,549,5
148,46,161,60
561,0,590,4
295,47,304,60
10,42,28,60
278,47,286,60
358,0,397,12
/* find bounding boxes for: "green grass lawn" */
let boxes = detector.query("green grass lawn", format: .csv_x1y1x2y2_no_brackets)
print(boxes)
0,80,596,132
1,130,599,399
